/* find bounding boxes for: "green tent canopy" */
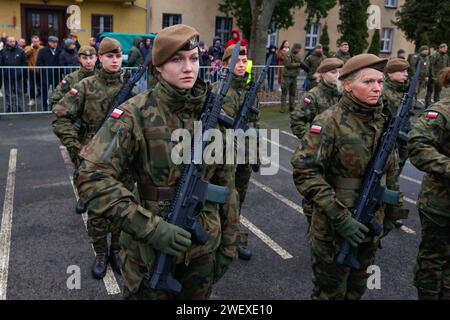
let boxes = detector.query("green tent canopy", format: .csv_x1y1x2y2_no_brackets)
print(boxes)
98,32,157,63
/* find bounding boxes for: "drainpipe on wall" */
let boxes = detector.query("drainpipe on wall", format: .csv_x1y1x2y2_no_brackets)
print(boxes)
146,0,151,34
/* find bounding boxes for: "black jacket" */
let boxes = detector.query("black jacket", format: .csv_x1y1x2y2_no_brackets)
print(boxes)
59,48,79,67
36,46,62,67
0,45,27,80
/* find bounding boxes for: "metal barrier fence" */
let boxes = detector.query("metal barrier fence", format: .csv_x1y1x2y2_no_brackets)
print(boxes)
0,65,306,115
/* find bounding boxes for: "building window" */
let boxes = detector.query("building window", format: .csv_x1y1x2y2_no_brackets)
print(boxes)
162,14,182,28
381,28,394,53
384,0,397,8
215,17,233,45
305,24,320,50
91,15,113,37
267,22,278,47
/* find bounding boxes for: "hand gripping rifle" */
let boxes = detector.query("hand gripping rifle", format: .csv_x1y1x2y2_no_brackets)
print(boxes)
149,43,242,295
336,63,421,269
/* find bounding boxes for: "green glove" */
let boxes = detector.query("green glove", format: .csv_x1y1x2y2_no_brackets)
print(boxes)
334,214,369,248
381,218,396,239
145,220,192,257
213,251,233,284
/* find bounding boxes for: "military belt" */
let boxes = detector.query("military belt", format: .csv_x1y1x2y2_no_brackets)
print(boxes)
139,185,176,201
328,175,386,190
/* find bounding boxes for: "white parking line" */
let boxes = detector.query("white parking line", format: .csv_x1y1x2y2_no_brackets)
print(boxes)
240,216,293,260
59,146,121,295
0,149,17,300
281,130,297,139
404,197,417,205
250,178,303,215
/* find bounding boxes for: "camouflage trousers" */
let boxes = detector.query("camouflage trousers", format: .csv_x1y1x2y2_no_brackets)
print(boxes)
425,78,443,106
236,163,253,246
87,211,121,253
303,198,313,226
413,79,428,109
414,210,450,300
309,235,378,300
281,76,298,112
122,251,215,300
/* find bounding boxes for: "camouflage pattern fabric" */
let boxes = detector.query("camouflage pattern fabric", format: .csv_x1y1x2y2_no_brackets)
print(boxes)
382,77,409,171
409,99,450,299
304,52,325,89
75,78,239,299
50,67,95,109
281,51,303,112
334,50,351,64
291,93,407,300
426,52,449,104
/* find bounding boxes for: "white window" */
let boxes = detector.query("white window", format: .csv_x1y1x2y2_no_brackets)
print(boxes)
162,14,182,28
215,17,233,45
267,22,278,47
381,28,394,53
305,24,320,50
384,0,397,8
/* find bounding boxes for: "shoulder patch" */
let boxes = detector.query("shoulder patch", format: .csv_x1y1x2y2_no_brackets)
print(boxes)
69,88,78,95
61,79,68,87
424,111,439,119
304,97,312,105
310,124,322,133
110,108,124,119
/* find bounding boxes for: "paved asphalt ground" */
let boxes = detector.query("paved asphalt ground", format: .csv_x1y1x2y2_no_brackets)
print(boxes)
0,103,432,300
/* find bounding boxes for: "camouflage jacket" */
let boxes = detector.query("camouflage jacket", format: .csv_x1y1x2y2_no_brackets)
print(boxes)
291,93,405,241
283,52,308,78
382,77,407,117
304,52,325,79
52,68,129,150
408,54,430,80
290,80,340,139
334,50,351,64
50,67,95,109
74,79,239,290
430,52,449,80
408,99,450,218
213,75,259,127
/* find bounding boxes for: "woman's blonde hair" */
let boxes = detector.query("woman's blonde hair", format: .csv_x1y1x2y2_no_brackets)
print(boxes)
336,69,364,94
438,67,450,88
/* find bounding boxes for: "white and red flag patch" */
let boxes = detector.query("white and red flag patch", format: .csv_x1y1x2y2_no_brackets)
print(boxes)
304,97,312,104
110,108,124,119
310,124,322,133
69,88,78,95
425,111,439,119
61,79,67,85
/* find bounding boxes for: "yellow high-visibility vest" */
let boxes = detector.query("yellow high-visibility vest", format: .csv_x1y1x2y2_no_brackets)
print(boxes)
246,59,253,84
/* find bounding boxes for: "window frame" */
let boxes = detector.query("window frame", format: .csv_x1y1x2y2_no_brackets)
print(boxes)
384,0,398,9
215,16,233,45
91,14,113,37
380,28,394,53
162,13,182,28
305,23,321,50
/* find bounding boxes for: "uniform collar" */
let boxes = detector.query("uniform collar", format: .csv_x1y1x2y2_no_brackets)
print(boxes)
318,80,339,96
340,92,383,120
156,78,208,116
97,67,122,84
385,77,407,91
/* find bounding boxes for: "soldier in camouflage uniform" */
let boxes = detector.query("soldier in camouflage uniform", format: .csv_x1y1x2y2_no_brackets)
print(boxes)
408,46,430,109
214,44,259,260
425,43,449,107
290,58,343,225
280,43,310,113
334,41,351,64
291,54,408,300
52,37,132,279
75,24,239,300
50,45,97,214
304,44,325,90
409,67,450,300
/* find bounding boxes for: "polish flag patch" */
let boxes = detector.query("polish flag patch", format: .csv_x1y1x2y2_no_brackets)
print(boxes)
425,111,439,119
310,124,322,133
69,88,78,95
110,108,124,119
304,97,312,104
61,79,67,86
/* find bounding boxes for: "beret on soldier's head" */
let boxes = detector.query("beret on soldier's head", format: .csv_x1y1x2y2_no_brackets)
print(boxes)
317,58,344,74
78,45,97,56
292,43,302,51
315,43,323,49
338,54,388,80
152,24,200,67
222,44,247,62
98,37,122,55
384,58,409,74
419,45,429,52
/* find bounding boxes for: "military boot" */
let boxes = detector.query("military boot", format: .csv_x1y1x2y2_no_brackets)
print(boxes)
75,199,87,214
109,248,122,275
238,245,252,260
92,252,108,280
